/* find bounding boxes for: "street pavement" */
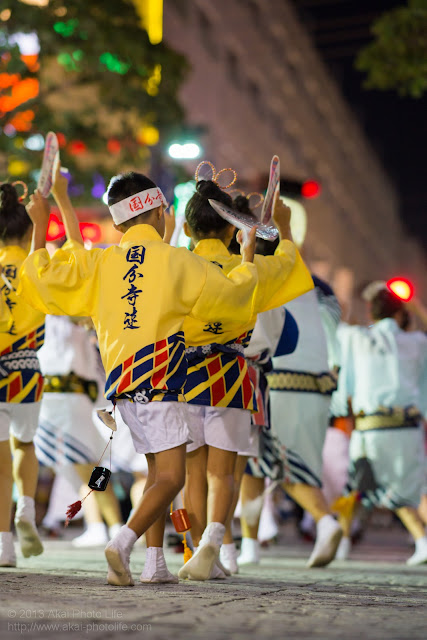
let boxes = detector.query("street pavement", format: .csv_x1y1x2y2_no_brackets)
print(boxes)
1,523,426,640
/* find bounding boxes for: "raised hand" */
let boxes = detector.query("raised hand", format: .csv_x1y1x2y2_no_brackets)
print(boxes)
51,161,69,203
50,162,83,245
26,190,50,228
237,226,257,263
272,191,292,241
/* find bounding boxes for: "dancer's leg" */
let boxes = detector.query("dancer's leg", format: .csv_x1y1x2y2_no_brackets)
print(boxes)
240,473,265,539
184,445,208,547
0,440,13,532
283,482,330,522
207,446,237,525
284,482,342,568
223,455,248,544
130,472,147,509
105,445,186,586
397,505,427,566
396,506,426,540
126,445,186,537
10,436,38,499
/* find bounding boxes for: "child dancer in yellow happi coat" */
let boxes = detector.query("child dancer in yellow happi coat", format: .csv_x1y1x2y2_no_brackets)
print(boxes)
18,171,262,587
0,181,46,567
178,171,313,581
0,173,98,568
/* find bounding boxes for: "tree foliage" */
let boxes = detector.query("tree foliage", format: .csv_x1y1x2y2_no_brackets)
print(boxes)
356,0,427,98
0,0,189,199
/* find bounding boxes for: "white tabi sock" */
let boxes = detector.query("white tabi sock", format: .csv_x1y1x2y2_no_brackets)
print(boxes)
199,522,226,548
415,536,427,552
306,515,342,568
140,547,178,583
178,524,225,581
237,537,260,565
14,496,43,558
115,525,138,553
72,522,108,548
15,496,36,522
407,536,427,566
0,532,16,567
220,542,239,574
105,525,137,587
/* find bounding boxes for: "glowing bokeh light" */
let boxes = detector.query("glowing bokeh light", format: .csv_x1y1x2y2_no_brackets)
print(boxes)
80,222,102,243
301,180,321,198
168,142,201,159
387,278,414,302
24,133,45,150
46,213,65,241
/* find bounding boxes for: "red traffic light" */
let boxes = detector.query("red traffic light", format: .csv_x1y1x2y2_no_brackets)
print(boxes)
387,278,414,302
301,180,321,199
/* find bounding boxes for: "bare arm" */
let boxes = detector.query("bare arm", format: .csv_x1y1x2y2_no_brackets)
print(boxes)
236,226,257,263
163,205,176,244
26,190,50,253
51,164,83,245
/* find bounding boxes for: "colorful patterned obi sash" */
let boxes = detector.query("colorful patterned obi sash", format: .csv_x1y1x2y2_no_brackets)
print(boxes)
355,405,421,432
267,368,338,396
184,336,255,410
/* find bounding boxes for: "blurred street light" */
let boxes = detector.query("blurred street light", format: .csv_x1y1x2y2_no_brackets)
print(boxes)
168,142,201,160
387,277,414,302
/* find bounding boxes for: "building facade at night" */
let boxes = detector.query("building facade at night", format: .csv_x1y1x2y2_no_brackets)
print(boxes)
163,0,426,315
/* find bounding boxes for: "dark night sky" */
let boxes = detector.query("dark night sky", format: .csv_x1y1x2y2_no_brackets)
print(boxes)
290,0,427,253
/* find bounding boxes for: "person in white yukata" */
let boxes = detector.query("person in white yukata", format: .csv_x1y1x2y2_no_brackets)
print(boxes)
336,286,427,565
268,276,343,568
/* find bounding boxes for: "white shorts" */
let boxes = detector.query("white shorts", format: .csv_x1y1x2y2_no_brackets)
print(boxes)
238,424,260,458
0,401,41,443
116,400,191,455
186,405,252,454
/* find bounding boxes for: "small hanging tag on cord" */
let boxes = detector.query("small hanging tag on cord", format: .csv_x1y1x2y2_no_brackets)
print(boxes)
88,466,111,491
97,408,117,431
64,431,113,524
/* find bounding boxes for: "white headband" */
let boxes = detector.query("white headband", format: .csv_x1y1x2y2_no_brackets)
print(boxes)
109,187,167,225
361,280,387,302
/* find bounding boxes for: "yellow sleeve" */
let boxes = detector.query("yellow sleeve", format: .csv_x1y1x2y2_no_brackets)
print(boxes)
0,293,13,332
190,259,259,325
18,247,101,318
254,240,313,312
60,238,84,252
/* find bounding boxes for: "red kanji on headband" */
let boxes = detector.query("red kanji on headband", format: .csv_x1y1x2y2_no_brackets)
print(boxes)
387,278,414,302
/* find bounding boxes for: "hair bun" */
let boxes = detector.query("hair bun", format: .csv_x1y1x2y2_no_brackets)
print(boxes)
0,183,19,212
196,179,224,200
233,194,252,215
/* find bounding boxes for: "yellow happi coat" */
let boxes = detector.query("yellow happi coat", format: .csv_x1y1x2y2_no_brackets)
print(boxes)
183,239,313,410
0,246,45,403
18,225,261,402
